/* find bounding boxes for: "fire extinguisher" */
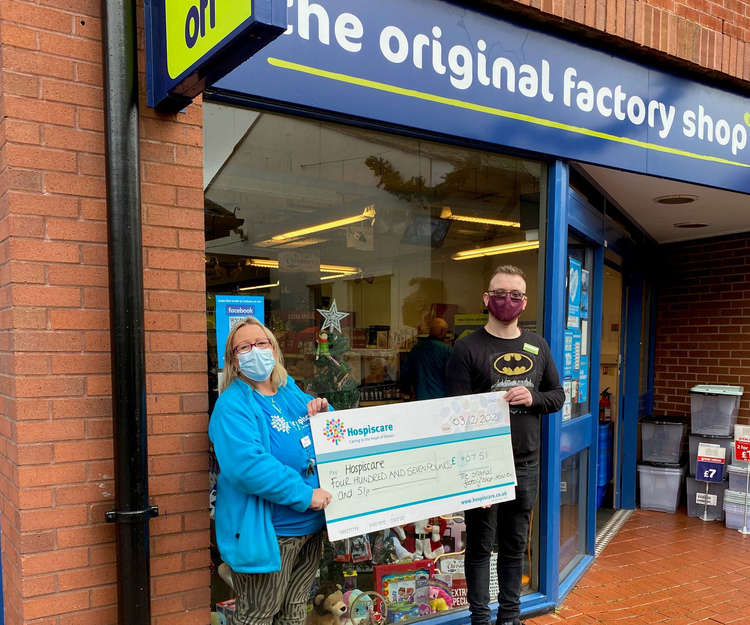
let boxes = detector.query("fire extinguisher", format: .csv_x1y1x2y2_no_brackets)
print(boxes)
599,388,612,422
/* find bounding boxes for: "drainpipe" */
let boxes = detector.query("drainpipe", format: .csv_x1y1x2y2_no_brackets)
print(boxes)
101,1,158,624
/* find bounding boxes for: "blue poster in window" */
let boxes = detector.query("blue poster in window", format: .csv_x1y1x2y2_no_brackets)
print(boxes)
215,295,265,369
567,258,582,329
580,269,590,320
578,355,589,404
563,330,574,378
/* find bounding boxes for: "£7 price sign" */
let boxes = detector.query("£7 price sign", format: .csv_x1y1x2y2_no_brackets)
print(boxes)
696,442,726,483
696,455,725,482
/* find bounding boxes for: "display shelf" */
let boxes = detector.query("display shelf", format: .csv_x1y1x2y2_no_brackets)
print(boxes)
359,399,404,407
283,348,397,359
348,348,397,358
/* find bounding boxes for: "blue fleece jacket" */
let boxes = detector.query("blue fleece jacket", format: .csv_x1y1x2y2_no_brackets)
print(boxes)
209,375,321,573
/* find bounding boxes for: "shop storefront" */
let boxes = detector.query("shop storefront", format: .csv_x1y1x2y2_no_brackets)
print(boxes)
1,1,749,624
199,0,750,622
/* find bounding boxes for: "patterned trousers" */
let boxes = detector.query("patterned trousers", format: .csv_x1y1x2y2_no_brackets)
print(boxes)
230,530,324,625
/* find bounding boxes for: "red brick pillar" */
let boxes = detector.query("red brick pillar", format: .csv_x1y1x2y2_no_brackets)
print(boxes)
0,2,210,623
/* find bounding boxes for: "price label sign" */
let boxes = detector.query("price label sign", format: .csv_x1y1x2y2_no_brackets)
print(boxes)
697,460,724,482
737,440,750,463
696,492,718,506
735,424,750,463
696,442,726,483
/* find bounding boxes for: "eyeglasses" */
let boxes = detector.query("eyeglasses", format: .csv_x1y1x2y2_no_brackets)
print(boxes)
233,339,272,354
487,289,526,302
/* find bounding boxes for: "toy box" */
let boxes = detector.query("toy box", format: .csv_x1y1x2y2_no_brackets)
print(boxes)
216,598,236,625
374,560,433,622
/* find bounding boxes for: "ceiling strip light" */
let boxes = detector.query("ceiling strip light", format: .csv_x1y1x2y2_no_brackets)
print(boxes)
247,258,278,268
247,258,360,274
451,240,540,261
320,264,360,274
271,206,376,241
440,207,520,228
320,272,357,281
238,281,280,291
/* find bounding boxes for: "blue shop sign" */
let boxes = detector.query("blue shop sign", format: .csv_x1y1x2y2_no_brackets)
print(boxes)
145,0,287,111
214,0,750,194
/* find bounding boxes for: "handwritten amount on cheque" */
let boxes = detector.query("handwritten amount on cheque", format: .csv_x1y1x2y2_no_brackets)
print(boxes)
326,451,514,501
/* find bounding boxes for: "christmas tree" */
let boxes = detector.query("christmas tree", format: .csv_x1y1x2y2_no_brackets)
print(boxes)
309,328,360,410
308,299,360,410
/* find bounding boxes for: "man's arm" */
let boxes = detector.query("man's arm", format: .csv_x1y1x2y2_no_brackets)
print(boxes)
445,341,473,397
530,341,565,413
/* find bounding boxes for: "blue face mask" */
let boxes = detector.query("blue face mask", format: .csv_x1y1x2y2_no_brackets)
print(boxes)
237,347,276,382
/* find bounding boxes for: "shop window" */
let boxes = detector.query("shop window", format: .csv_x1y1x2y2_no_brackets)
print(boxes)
559,450,588,580
204,104,546,622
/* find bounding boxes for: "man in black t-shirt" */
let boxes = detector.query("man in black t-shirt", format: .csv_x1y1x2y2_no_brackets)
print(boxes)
446,265,564,625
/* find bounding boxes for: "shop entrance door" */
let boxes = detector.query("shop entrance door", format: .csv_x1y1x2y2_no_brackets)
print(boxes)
556,186,604,592
596,261,622,526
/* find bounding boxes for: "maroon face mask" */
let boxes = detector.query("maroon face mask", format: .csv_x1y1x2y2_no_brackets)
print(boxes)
487,295,524,322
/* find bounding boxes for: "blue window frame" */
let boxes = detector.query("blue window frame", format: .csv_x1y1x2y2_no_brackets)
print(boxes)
536,162,615,609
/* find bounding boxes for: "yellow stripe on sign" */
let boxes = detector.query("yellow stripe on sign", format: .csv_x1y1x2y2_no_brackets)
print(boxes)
166,0,252,79
267,57,750,170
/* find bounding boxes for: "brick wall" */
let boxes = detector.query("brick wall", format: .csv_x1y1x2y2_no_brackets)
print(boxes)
653,232,750,425
0,2,209,624
505,0,750,82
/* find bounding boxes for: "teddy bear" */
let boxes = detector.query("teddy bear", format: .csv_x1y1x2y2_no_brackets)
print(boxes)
306,582,348,625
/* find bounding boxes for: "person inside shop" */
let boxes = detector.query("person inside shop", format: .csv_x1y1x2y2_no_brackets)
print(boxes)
400,316,452,400
446,265,564,625
209,317,333,625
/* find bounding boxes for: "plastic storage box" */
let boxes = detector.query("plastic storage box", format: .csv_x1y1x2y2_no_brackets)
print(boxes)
723,490,750,530
690,384,743,436
637,464,686,513
641,416,688,464
727,464,750,493
686,477,727,521
689,434,732,476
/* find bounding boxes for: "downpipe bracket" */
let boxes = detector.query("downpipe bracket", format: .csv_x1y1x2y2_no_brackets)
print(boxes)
105,506,159,524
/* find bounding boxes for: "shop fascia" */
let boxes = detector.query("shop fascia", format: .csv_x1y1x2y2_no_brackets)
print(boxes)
216,0,750,194
286,0,744,153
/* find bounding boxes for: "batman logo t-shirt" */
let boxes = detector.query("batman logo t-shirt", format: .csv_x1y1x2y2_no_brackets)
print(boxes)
446,328,564,462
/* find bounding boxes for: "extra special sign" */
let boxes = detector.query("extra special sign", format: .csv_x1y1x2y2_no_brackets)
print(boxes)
145,0,287,111
310,392,516,541
213,0,750,194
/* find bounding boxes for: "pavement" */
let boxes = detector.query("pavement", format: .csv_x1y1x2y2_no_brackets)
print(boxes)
527,509,750,625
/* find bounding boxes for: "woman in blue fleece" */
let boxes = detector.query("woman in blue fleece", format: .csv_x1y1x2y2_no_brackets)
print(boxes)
209,317,333,625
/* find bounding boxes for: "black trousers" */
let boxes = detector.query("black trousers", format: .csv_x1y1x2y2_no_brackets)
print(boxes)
465,462,539,625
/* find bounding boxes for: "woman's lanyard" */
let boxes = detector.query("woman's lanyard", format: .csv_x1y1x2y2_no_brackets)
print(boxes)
266,395,316,478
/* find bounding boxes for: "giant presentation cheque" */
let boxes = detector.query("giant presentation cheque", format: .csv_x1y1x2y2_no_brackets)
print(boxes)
310,392,516,541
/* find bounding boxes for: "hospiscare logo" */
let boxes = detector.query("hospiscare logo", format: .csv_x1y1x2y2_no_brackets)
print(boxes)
323,418,394,445
323,418,346,445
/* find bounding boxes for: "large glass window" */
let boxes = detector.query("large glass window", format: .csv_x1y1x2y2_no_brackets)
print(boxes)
559,450,588,580
205,103,547,622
